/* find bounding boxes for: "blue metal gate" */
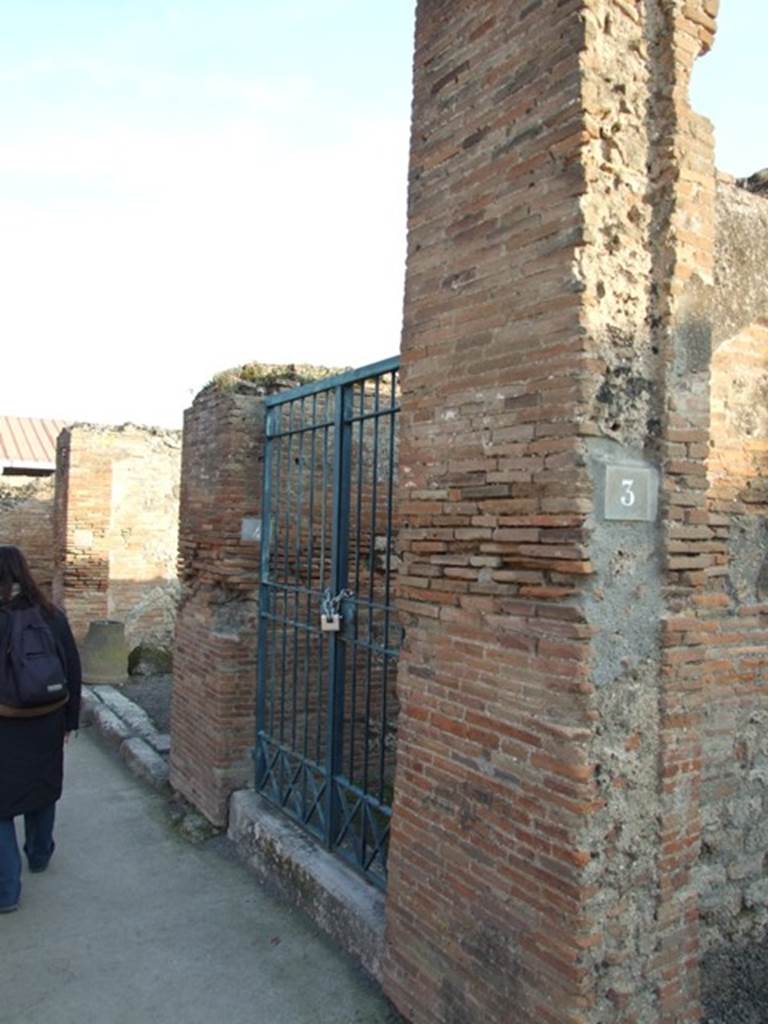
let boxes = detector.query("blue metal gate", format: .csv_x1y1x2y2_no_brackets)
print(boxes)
254,357,401,888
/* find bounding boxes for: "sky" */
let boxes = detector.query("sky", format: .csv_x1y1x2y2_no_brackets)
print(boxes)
0,1,765,430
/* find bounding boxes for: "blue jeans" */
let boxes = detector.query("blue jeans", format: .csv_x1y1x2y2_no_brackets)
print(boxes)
0,804,56,908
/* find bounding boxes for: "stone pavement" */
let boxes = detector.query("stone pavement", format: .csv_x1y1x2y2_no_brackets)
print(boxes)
0,729,401,1024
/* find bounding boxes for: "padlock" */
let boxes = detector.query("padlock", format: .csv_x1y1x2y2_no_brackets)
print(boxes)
321,613,341,632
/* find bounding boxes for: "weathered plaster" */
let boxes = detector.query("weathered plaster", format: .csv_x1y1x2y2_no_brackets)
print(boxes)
714,179,768,348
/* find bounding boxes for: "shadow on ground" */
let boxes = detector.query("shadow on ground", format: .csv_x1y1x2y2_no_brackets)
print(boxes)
121,672,172,733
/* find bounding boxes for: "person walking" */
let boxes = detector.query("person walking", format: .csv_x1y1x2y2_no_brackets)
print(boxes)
0,545,81,913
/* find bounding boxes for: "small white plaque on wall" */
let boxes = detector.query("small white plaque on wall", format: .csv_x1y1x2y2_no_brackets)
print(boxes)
604,465,658,522
73,528,94,550
240,517,261,542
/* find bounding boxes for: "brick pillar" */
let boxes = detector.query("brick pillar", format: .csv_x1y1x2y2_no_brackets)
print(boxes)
169,384,266,826
53,427,111,639
649,5,718,1019
385,4,599,1021
384,3,718,1023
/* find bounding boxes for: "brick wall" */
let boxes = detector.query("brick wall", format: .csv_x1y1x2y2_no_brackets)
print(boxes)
53,424,181,649
384,3,719,1023
709,324,768,508
160,4,768,1020
53,429,110,632
385,3,599,1021
694,320,768,949
0,476,56,591
170,366,395,828
170,381,279,825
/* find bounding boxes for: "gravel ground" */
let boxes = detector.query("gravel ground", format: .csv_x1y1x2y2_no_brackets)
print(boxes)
120,672,172,733
702,937,768,1023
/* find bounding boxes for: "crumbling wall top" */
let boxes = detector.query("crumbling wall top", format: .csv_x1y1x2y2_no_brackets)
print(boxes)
206,362,349,398
63,422,182,445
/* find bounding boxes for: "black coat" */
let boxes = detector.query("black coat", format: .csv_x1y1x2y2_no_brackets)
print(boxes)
0,603,82,819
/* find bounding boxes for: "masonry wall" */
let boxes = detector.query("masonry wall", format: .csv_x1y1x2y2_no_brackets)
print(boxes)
384,3,718,1024
53,425,181,650
160,5,768,1021
170,367,400,828
584,4,718,1019
386,4,601,1022
697,323,768,947
170,382,267,825
694,180,768,954
0,476,56,591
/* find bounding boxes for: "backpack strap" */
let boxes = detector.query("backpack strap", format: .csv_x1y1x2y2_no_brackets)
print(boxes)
0,695,69,718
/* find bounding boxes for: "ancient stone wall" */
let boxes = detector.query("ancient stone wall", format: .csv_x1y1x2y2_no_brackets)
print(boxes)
384,3,718,1024
53,424,181,652
0,476,56,591
170,382,264,824
162,5,768,1022
694,180,768,953
582,3,718,1019
171,362,401,826
170,365,345,826
386,3,599,1021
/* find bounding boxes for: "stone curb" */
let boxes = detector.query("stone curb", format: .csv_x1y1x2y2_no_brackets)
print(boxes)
81,685,171,793
229,789,386,984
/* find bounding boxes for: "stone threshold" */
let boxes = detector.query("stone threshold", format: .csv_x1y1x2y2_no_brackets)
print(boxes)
228,790,386,983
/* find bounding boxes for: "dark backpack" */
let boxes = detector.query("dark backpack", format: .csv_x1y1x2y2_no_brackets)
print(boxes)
0,606,68,709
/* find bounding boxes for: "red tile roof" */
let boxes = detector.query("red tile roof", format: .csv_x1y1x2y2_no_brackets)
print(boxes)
0,416,68,471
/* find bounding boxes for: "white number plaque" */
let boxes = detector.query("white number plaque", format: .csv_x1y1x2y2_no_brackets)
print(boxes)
604,465,657,522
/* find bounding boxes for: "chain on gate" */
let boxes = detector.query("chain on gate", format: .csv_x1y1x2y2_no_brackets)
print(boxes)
253,358,401,888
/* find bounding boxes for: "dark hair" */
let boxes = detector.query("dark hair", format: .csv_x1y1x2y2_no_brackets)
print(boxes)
0,545,55,616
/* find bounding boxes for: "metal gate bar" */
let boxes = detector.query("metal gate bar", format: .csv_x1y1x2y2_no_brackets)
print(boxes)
254,357,400,888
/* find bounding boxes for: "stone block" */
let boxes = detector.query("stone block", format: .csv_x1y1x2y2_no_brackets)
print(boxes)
228,789,385,983
120,737,170,792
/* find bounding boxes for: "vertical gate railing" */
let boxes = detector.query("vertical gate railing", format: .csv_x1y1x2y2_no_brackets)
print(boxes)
254,357,401,888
